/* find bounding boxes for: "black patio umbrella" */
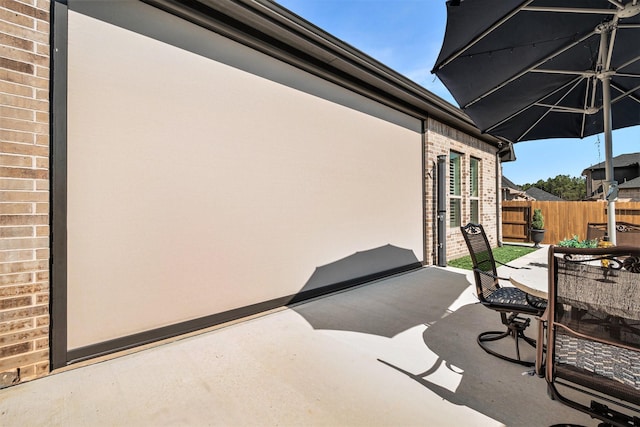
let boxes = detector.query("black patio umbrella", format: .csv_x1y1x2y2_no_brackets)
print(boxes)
432,0,640,243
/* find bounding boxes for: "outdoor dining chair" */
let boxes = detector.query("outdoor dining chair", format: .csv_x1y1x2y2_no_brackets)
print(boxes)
460,223,546,366
543,246,640,427
587,222,640,247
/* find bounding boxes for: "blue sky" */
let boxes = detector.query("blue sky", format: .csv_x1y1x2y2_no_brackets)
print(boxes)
276,0,638,185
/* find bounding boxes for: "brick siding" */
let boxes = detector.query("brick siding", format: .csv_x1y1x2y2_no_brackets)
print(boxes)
0,0,51,386
425,118,500,262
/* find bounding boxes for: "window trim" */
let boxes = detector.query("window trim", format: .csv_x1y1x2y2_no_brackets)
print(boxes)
449,151,462,227
470,157,480,224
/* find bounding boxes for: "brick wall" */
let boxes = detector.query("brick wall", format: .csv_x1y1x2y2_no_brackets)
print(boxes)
0,0,51,386
425,118,500,262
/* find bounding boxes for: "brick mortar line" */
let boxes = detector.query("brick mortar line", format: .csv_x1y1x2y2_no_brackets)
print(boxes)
0,7,50,24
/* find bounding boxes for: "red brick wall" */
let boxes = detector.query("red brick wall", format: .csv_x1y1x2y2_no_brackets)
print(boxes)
0,0,51,385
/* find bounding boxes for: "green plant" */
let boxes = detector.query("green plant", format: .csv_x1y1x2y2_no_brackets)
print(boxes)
531,209,544,230
557,235,598,248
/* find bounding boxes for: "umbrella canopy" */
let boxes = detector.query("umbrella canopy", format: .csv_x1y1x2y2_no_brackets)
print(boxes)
432,0,640,243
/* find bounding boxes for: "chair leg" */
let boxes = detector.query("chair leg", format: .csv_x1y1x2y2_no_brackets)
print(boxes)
477,313,537,366
535,318,547,377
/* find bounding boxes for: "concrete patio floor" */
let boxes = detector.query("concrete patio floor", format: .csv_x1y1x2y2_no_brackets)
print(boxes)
0,249,598,426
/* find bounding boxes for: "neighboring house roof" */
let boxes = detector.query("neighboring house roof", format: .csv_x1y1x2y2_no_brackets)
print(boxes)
501,176,533,200
619,176,640,189
502,176,521,190
582,152,640,174
524,187,564,201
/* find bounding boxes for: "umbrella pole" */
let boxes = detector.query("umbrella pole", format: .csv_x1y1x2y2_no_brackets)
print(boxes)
598,21,617,245
602,74,617,245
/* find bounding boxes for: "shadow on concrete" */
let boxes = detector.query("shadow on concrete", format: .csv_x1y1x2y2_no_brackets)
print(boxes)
292,265,596,426
302,244,420,290
286,243,421,308
291,265,469,338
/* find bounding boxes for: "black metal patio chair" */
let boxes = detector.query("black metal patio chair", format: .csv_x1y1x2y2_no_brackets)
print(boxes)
460,223,546,366
544,246,640,427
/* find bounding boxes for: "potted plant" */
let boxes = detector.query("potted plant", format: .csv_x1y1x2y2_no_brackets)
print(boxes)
530,209,545,248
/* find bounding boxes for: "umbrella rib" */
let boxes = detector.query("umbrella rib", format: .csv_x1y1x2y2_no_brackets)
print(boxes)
535,104,593,113
581,77,594,137
523,6,618,14
466,4,638,109
611,82,640,105
517,110,557,142
484,77,584,140
464,31,596,109
532,69,592,77
617,54,640,72
604,16,620,71
434,0,534,71
606,32,616,71
521,78,588,140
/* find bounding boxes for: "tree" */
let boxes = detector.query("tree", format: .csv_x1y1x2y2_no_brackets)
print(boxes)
521,175,586,201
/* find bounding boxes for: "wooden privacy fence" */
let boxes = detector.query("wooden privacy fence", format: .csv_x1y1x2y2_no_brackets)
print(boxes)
502,200,640,245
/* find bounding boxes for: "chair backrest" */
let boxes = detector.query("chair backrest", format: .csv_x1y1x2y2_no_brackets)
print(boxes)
546,245,640,413
586,222,640,246
460,223,499,303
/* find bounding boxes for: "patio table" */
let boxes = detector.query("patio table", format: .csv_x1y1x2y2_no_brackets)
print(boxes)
508,248,549,299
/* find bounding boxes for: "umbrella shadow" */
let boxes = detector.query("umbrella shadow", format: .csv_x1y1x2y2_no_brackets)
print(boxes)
290,264,472,338
290,259,592,425
378,303,495,403
287,244,422,309
377,303,559,425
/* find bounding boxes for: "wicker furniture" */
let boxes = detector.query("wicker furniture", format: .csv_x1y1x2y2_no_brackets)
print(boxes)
544,246,640,426
587,222,640,247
